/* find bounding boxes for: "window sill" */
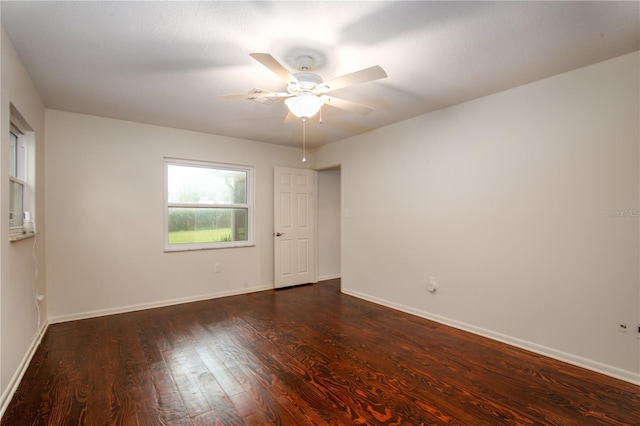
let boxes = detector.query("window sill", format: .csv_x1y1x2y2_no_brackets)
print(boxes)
164,242,256,252
9,232,36,242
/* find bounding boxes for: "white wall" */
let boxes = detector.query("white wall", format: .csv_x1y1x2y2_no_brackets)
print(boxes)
0,29,47,411
45,110,307,322
313,52,640,383
318,168,341,280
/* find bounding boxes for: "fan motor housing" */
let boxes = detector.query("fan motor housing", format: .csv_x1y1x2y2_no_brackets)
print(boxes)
289,72,323,93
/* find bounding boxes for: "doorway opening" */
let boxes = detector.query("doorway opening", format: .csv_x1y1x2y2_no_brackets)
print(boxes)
317,166,341,285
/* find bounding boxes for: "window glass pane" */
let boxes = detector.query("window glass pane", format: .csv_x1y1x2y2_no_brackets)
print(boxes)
9,180,24,228
167,207,248,245
9,131,17,178
167,165,246,205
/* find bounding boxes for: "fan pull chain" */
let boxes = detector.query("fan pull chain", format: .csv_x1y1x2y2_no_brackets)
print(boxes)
302,118,307,163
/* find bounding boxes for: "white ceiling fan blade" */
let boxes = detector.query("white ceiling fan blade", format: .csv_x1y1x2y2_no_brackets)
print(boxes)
319,65,387,93
220,91,291,100
323,96,375,115
250,53,299,85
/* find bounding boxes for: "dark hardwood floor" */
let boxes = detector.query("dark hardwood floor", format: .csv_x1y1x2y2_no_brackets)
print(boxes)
2,279,639,425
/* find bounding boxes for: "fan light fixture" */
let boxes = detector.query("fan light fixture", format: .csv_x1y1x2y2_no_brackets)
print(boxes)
220,52,388,162
285,93,323,119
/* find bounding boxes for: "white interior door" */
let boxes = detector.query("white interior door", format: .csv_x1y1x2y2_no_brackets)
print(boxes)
274,167,317,288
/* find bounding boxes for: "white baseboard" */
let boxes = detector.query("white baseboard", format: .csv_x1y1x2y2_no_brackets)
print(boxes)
0,320,49,419
48,284,273,324
318,274,341,281
342,288,640,386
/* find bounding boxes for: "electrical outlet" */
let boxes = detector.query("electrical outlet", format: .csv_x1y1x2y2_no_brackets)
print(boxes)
214,263,222,273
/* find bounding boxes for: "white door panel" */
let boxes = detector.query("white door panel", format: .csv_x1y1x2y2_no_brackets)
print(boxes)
274,167,316,288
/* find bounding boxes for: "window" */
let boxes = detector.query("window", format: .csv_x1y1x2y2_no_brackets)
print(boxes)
9,127,25,228
9,106,33,237
164,158,254,251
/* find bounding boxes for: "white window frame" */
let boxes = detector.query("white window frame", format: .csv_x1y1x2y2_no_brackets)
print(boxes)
164,158,255,252
8,108,33,238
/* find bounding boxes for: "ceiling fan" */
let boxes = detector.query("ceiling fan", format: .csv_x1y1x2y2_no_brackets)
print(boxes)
220,53,388,121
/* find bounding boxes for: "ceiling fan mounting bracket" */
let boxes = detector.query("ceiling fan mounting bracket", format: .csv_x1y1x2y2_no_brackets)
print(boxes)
283,47,328,72
296,55,314,71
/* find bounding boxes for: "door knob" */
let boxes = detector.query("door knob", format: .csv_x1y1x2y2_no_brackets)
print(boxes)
275,232,285,237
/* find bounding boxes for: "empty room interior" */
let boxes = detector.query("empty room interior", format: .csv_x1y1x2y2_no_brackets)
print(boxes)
1,1,640,424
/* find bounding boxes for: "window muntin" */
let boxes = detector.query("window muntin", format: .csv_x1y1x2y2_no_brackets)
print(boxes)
164,159,253,251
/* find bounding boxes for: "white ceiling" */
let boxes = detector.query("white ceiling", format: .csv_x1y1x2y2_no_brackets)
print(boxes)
2,1,639,149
